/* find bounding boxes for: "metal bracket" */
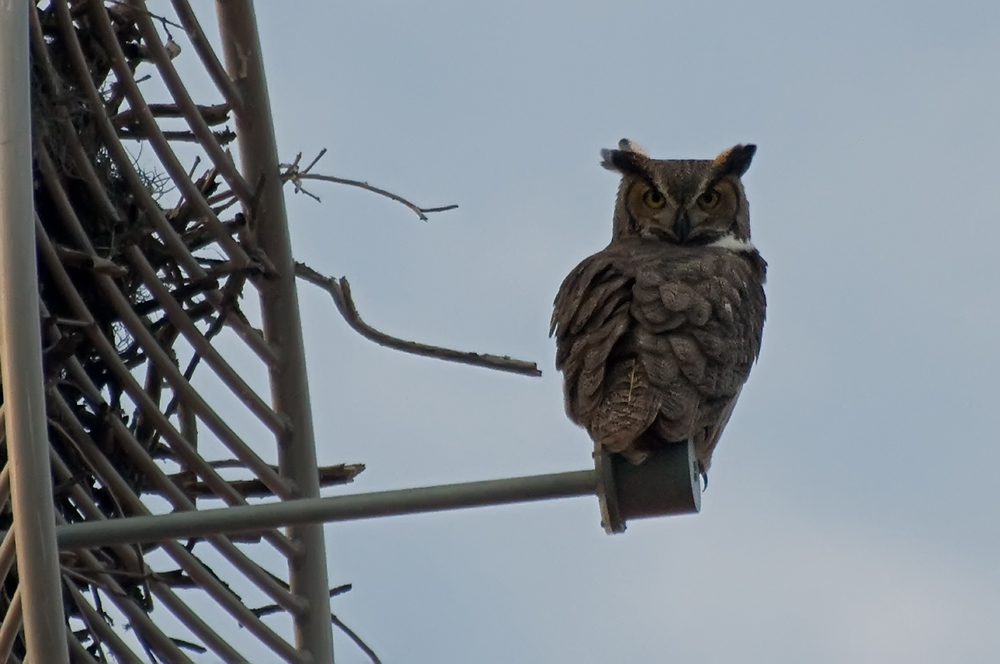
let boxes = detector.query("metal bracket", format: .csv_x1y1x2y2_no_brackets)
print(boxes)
596,441,701,534
34,440,702,549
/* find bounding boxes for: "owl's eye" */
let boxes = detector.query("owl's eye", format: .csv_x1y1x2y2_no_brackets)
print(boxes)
698,188,722,210
642,188,666,209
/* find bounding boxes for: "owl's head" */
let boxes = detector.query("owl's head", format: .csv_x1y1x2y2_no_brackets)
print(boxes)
602,139,756,245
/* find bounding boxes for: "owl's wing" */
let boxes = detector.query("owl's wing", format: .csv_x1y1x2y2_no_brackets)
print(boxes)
629,249,767,469
551,251,646,446
694,386,742,474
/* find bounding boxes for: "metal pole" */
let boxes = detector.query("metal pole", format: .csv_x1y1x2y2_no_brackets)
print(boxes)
0,588,24,663
214,2,334,660
54,470,598,549
0,2,70,661
46,440,701,548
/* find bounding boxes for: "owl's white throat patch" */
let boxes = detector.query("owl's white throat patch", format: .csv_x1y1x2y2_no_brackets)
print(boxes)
708,234,756,253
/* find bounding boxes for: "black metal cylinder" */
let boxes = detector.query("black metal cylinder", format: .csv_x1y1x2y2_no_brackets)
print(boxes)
595,441,701,534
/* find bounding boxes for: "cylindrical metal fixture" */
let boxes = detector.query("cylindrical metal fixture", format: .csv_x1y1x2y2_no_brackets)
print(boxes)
596,441,701,534
0,2,71,661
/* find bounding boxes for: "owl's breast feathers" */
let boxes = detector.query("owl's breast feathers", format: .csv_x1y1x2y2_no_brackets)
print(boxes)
551,239,766,468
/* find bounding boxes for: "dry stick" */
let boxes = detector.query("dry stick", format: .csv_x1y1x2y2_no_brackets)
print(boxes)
54,245,129,277
295,263,542,377
117,128,237,145
65,631,103,664
251,583,351,619
163,463,364,499
251,584,380,663
280,150,458,221
330,613,382,664
290,173,457,220
106,0,184,31
282,154,537,377
58,535,194,663
110,102,231,128
63,576,161,664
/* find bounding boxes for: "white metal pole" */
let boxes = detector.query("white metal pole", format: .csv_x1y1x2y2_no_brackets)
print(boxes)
215,1,336,660
0,2,70,662
54,469,599,548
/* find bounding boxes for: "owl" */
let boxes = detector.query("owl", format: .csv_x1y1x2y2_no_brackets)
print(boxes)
550,139,766,480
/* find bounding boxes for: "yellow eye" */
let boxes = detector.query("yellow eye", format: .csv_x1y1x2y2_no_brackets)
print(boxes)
642,188,666,209
698,188,722,210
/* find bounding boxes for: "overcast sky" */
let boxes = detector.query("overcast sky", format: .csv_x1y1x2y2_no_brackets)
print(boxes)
138,1,1000,661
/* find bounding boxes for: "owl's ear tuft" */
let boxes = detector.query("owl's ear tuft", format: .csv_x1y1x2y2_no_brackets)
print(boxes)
599,149,622,171
601,139,650,174
617,138,649,156
713,144,757,177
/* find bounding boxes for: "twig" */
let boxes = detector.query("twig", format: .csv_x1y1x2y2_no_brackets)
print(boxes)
111,103,230,128
280,150,458,221
158,310,227,424
251,584,354,619
331,613,382,664
162,463,365,498
106,0,184,31
54,245,128,277
329,584,353,598
295,263,542,377
64,579,110,663
301,148,327,175
295,173,457,219
117,128,236,145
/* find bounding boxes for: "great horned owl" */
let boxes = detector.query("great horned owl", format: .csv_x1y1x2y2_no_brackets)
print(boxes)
551,139,767,479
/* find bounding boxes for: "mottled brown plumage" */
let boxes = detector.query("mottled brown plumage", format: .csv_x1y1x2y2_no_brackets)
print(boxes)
551,140,766,477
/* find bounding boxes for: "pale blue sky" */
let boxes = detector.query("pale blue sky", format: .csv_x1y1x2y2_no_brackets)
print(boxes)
142,1,1000,661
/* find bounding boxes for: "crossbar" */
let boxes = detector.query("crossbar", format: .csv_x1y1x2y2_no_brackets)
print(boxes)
51,470,598,549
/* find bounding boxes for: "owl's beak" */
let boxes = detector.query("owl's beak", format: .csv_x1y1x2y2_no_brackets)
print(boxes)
674,211,691,242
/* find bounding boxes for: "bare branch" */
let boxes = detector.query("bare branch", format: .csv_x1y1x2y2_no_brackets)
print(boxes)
117,128,236,145
111,103,230,128
301,148,327,175
280,150,458,221
251,584,353,619
329,584,353,598
106,0,184,30
55,245,128,277
295,263,542,377
162,463,365,498
331,613,382,664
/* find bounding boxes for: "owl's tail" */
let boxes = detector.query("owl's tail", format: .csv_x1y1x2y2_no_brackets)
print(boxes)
588,359,660,464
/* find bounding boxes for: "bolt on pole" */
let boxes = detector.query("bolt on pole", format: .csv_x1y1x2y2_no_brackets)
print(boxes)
0,2,71,662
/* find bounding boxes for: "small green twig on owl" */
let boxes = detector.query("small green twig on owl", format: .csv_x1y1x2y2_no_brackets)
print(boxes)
295,262,542,377
279,149,459,220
